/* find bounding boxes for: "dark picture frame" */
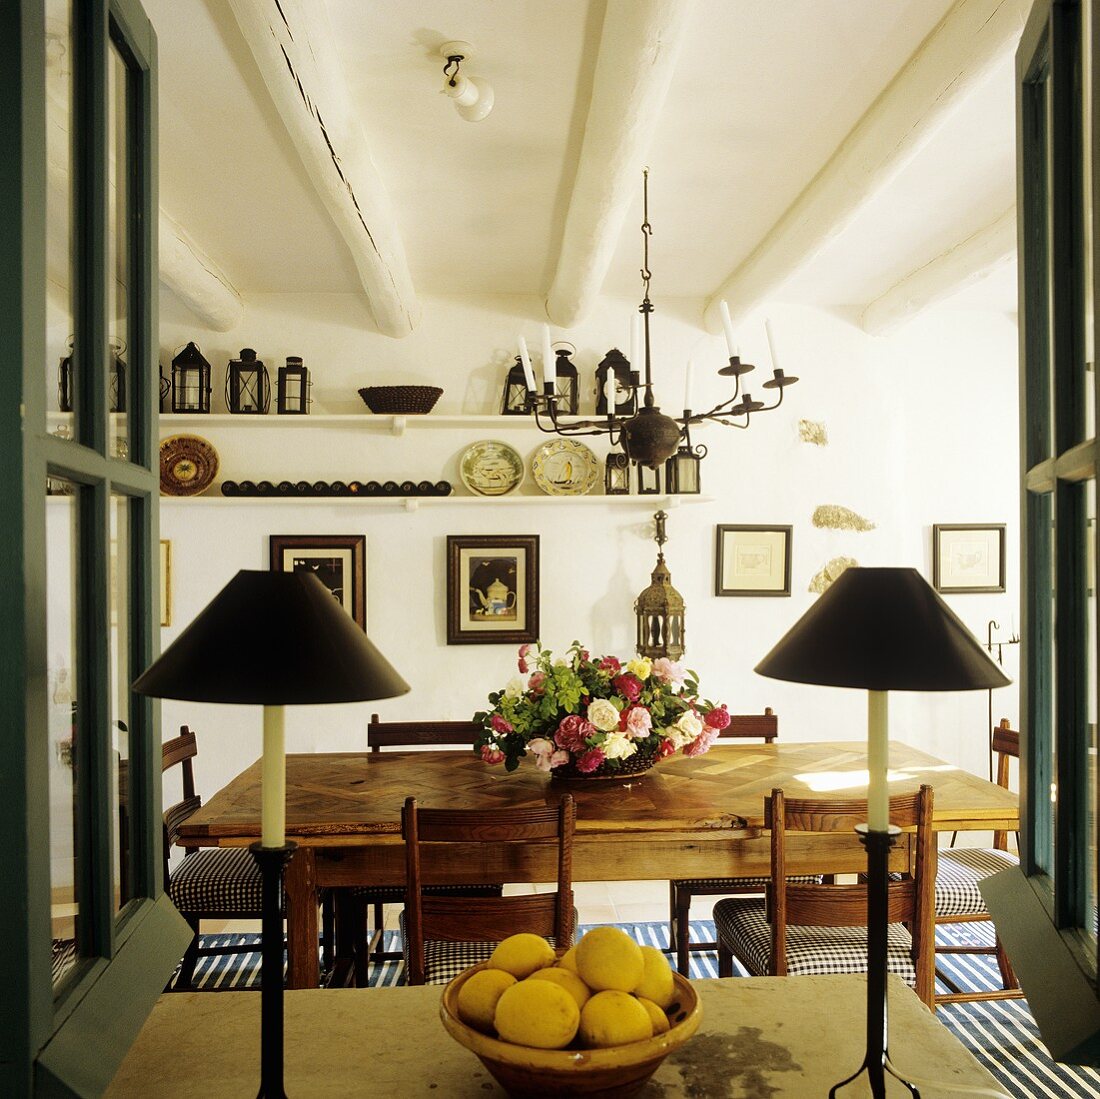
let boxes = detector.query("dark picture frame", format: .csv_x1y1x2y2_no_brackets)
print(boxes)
715,524,792,596
447,535,539,645
269,534,366,628
932,524,1006,593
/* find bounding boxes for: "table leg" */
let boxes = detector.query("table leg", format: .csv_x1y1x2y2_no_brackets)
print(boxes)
284,845,318,989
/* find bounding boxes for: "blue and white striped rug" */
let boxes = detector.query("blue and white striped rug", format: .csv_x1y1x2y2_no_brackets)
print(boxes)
191,920,1100,1098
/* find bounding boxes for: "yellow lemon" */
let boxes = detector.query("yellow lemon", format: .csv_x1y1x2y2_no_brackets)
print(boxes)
576,926,645,992
578,990,653,1048
488,933,556,979
456,969,516,1034
556,946,580,973
528,965,592,1009
636,996,670,1035
633,945,675,1009
494,979,580,1049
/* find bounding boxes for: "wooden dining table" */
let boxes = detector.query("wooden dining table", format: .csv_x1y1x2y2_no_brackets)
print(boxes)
178,740,1019,989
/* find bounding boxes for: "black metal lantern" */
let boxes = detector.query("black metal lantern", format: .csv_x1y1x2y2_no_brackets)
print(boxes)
605,449,630,496
552,344,579,415
57,337,125,413
594,348,637,416
276,356,311,415
500,356,534,415
226,348,271,415
159,364,171,411
171,341,213,413
665,440,706,495
634,510,685,661
637,461,662,495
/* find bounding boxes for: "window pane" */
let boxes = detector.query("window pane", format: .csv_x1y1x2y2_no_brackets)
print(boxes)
1034,491,1056,879
107,39,129,461
110,495,131,911
47,482,80,990
1088,480,1098,944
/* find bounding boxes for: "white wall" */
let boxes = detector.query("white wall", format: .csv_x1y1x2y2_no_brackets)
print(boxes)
156,291,1021,809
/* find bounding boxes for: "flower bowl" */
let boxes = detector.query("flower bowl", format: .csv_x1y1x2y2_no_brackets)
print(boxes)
439,963,702,1098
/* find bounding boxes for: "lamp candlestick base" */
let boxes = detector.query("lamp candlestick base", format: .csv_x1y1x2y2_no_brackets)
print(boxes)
250,841,296,1099
829,826,920,1099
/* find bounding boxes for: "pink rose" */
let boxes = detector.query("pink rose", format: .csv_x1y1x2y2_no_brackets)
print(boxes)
549,749,570,769
620,704,652,739
527,671,547,695
612,673,643,702
555,714,595,754
575,747,606,774
490,714,513,735
651,657,686,687
704,704,730,730
527,737,556,771
684,727,719,758
597,656,621,673
480,745,505,765
657,737,676,759
517,643,534,674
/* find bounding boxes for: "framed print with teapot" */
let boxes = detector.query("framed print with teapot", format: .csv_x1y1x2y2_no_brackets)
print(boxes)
447,534,539,645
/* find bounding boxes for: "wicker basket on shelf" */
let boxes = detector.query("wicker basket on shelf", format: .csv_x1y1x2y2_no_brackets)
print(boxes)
358,385,443,415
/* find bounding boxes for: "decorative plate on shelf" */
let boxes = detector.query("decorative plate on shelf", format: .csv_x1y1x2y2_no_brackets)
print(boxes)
531,439,600,496
160,434,219,496
459,440,525,496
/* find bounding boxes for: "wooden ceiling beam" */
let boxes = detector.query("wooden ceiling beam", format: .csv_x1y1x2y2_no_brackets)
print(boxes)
158,212,244,332
226,0,420,338
860,206,1016,335
545,0,694,328
702,0,1027,334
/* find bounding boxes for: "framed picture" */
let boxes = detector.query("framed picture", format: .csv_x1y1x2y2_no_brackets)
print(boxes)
160,539,172,627
269,534,366,628
447,535,539,645
715,525,792,596
933,524,1006,593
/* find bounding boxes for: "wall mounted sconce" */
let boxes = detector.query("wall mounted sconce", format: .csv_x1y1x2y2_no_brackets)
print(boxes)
440,41,494,123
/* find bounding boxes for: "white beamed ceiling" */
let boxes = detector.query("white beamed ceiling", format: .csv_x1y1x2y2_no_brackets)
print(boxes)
147,0,1017,319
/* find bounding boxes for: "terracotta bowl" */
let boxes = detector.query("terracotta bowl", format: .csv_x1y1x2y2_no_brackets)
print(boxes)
439,964,702,1098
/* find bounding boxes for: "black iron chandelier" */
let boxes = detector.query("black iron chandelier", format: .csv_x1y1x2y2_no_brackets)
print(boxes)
529,169,799,469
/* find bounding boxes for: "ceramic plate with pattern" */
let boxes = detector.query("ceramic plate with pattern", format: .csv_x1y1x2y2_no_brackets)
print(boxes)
160,434,220,496
531,439,600,496
459,440,525,496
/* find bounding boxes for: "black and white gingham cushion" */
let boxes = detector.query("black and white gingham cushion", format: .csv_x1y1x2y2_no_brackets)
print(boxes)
169,847,279,916
714,897,917,985
936,848,1019,918
350,883,503,902
674,874,822,890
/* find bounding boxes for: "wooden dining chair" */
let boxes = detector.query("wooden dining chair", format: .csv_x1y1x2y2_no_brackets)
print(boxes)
344,715,504,981
668,708,821,975
716,785,937,1009
933,719,1022,1005
401,794,576,986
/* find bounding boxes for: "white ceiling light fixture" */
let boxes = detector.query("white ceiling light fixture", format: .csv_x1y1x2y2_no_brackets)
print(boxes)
440,41,494,123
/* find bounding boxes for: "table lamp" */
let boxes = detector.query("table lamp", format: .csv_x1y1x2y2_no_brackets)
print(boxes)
133,570,410,1098
754,566,1009,1098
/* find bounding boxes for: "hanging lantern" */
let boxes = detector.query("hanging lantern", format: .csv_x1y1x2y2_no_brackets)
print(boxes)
277,356,311,415
500,356,534,415
57,337,125,413
605,449,630,496
637,461,662,495
634,510,685,661
552,344,579,415
171,341,212,413
226,348,271,414
594,348,637,416
665,440,706,495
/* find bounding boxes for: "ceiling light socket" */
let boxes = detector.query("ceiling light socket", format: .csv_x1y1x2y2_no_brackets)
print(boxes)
439,41,474,63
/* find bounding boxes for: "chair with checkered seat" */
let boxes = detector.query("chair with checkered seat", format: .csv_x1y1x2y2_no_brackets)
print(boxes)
933,719,1022,1005
668,708,822,975
715,785,936,1008
401,794,576,986
342,715,505,983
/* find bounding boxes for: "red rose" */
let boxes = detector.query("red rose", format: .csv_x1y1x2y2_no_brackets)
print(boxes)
598,656,621,673
575,747,606,774
555,714,595,754
612,673,643,702
480,745,505,765
704,705,731,731
517,643,534,674
490,714,513,735
658,738,676,759
528,672,547,694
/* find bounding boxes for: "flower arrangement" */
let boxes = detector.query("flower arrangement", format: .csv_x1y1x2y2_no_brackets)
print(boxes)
474,642,730,776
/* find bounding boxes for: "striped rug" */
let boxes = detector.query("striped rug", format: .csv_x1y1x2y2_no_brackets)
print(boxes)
189,920,1100,1098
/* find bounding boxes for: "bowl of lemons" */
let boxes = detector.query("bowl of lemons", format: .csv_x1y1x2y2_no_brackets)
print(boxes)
439,926,702,1097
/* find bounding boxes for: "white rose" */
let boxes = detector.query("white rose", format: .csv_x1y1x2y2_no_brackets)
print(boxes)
675,710,704,739
664,725,693,749
504,676,525,699
587,698,621,732
600,733,638,760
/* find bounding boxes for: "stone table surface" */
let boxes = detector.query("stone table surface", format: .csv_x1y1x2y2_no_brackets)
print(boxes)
106,974,1000,1098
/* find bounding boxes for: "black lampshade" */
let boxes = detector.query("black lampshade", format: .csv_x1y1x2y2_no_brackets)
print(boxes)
755,566,1011,692
132,570,410,705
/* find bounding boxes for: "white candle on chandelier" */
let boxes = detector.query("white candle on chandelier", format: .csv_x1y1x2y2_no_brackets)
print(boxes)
604,369,617,414
765,318,781,371
719,300,737,358
684,358,695,412
517,335,536,393
541,323,554,394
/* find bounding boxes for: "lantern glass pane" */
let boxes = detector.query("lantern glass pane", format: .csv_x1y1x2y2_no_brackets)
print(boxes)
638,464,661,495
178,367,201,411
107,43,130,458
673,454,700,494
